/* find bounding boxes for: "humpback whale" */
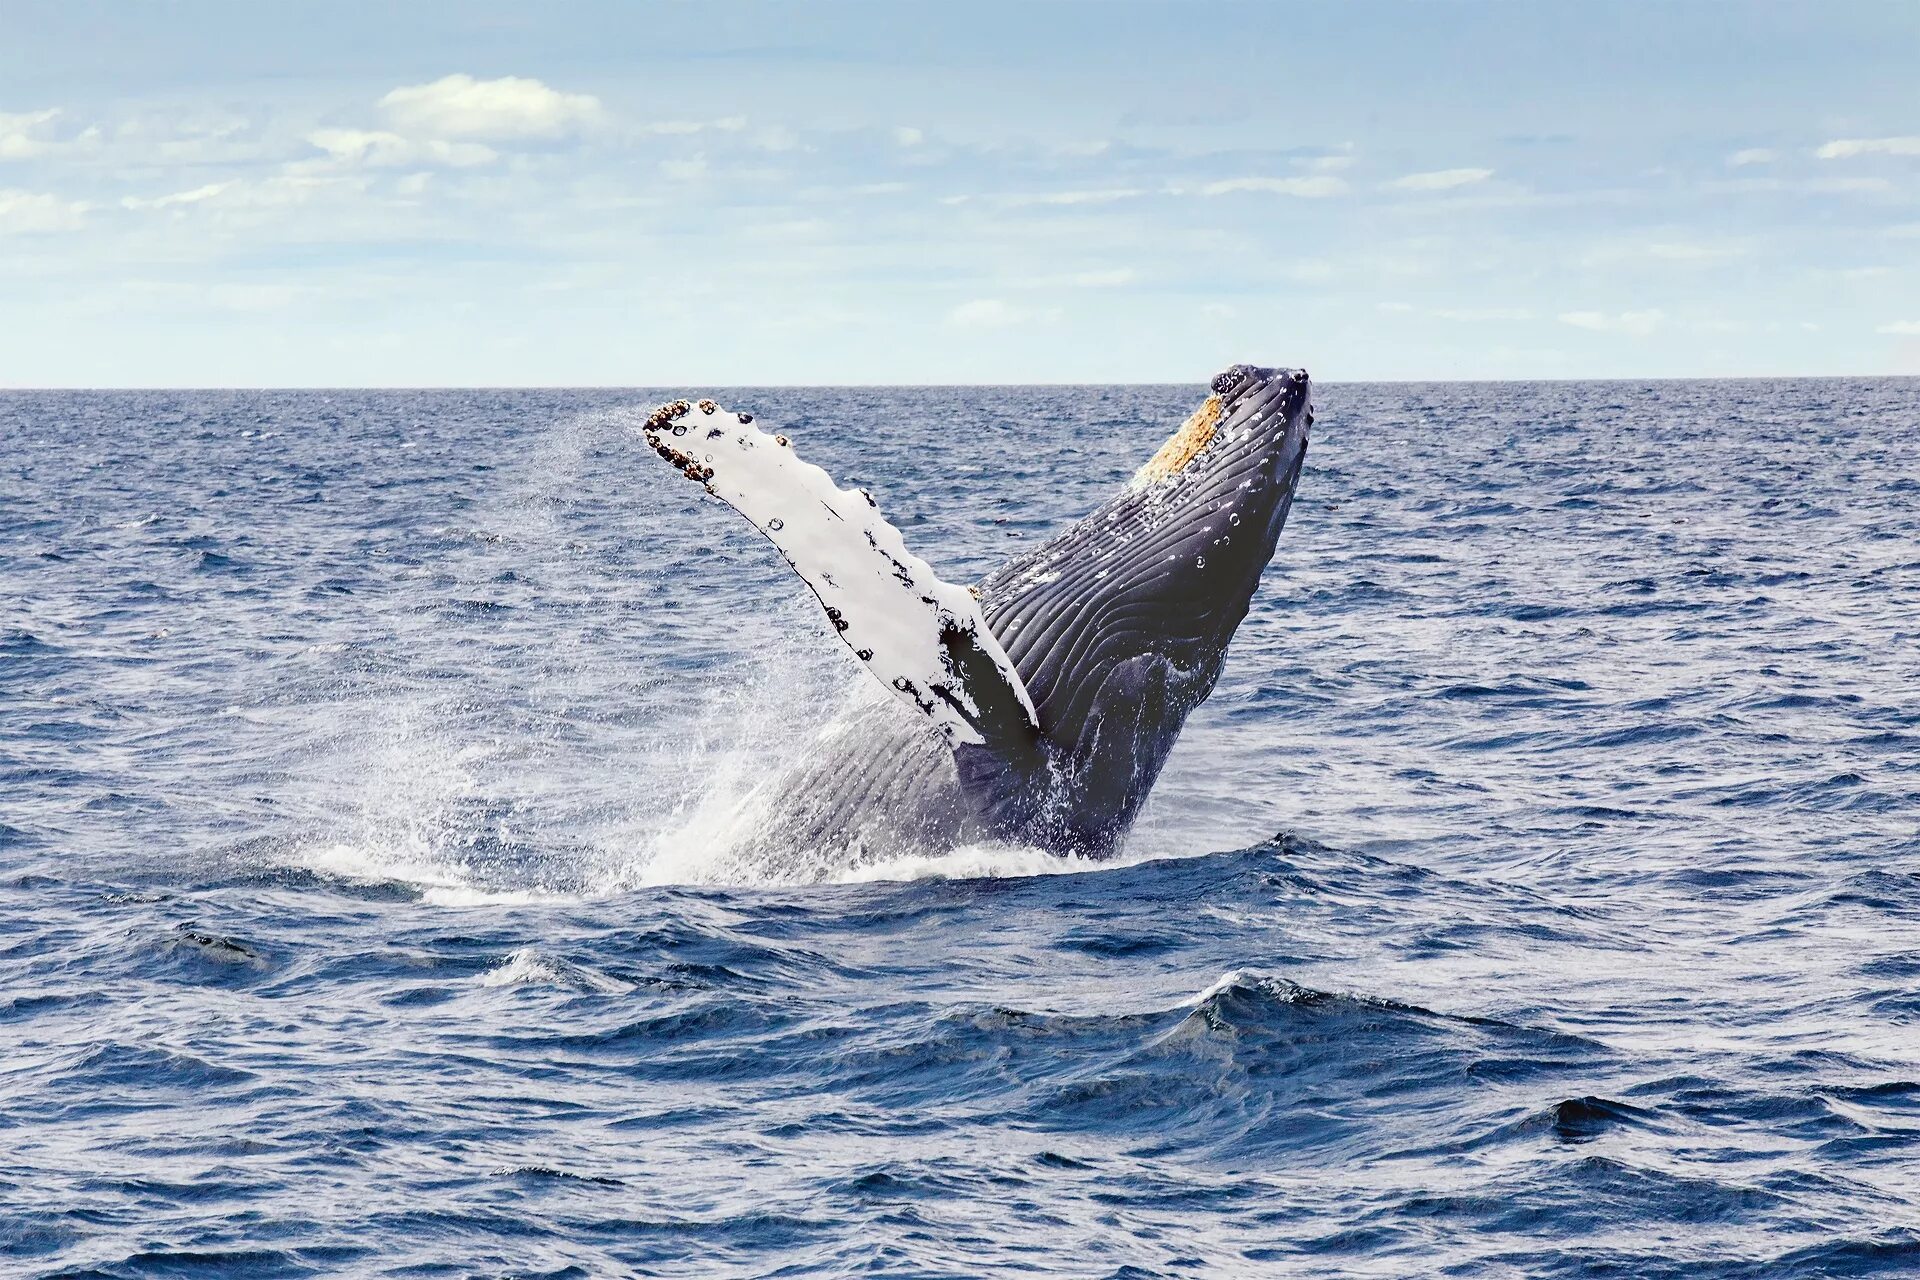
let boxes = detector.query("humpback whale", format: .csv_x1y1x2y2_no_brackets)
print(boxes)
641,364,1312,870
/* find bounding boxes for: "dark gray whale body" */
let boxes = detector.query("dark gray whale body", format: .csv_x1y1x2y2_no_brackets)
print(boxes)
647,364,1313,868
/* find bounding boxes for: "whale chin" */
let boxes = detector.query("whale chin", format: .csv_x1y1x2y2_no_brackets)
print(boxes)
642,364,1314,872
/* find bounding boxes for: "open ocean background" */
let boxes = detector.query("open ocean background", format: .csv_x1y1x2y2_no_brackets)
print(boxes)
3,378,1918,1278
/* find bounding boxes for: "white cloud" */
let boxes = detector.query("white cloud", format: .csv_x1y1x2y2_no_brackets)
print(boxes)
948,298,1058,328
0,188,88,233
892,126,924,147
1388,167,1494,191
1007,188,1146,206
379,73,603,140
1377,301,1532,321
120,182,233,211
1199,175,1347,198
1583,238,1750,267
1644,241,1747,263
1727,148,1776,166
0,109,63,160
1432,307,1536,322
1816,136,1920,159
206,283,305,312
306,128,497,168
1559,309,1665,335
639,116,746,138
1067,268,1136,287
754,125,801,152
1878,320,1920,336
658,155,707,182
1303,154,1355,172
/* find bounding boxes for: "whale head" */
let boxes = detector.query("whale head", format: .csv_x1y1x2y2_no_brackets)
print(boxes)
974,365,1313,853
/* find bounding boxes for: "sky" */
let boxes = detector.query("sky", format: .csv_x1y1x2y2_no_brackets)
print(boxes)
2,0,1918,386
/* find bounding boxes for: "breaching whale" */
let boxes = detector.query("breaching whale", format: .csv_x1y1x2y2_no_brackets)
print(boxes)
641,364,1312,870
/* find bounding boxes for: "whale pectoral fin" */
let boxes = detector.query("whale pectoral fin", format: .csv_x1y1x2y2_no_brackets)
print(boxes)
641,399,1040,751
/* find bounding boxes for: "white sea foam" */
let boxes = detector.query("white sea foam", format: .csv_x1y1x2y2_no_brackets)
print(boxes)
832,838,1203,885
297,841,575,907
477,946,629,992
271,404,1193,901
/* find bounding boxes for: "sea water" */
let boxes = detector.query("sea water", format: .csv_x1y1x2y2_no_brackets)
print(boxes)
2,380,1917,1277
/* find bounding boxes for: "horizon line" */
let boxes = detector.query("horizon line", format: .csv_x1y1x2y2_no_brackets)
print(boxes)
3,373,1915,393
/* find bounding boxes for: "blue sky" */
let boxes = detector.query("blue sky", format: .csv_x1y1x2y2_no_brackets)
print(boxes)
2,0,1917,385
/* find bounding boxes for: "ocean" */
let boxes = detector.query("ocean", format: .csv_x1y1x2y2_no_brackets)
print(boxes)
3,379,1917,1278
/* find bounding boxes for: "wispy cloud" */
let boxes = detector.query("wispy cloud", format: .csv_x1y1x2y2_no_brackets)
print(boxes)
1878,320,1920,336
1432,307,1536,322
1198,176,1347,198
1387,167,1494,191
0,188,89,233
305,128,497,168
120,182,232,211
0,109,65,160
1005,188,1147,207
1642,241,1748,263
378,73,603,140
639,117,746,137
1378,302,1533,322
948,298,1058,328
1815,136,1920,159
1559,309,1665,335
1583,238,1752,267
1727,148,1777,166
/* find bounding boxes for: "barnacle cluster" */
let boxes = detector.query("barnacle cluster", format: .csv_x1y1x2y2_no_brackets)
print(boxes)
1133,393,1225,485
641,399,715,486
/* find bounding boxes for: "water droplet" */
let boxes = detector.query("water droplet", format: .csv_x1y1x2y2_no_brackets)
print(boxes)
767,518,784,531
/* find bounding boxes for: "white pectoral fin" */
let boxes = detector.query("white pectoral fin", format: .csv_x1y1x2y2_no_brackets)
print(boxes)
642,399,1039,750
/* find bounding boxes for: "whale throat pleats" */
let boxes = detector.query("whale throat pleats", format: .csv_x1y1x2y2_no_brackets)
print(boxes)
640,399,1040,753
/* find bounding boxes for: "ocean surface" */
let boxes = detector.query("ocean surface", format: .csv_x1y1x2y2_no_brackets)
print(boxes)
3,379,1918,1279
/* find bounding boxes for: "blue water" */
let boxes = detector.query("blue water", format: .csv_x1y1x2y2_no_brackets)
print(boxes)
3,380,1918,1278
